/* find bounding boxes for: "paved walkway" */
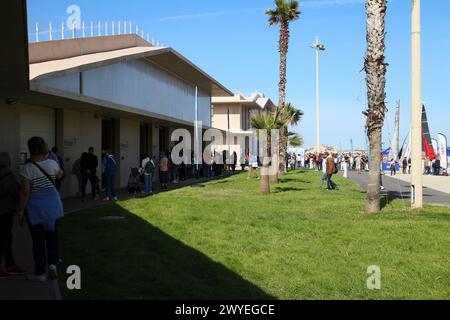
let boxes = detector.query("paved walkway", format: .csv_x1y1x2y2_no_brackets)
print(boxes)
345,171,450,207
1,172,238,300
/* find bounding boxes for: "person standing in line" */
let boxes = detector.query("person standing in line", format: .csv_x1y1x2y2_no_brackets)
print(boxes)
80,147,100,201
159,152,169,190
141,153,155,194
102,148,117,201
18,137,64,282
0,152,27,279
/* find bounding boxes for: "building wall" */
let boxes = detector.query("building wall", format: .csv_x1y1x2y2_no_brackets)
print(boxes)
119,118,140,187
38,73,80,94
80,59,210,125
212,104,242,131
61,109,101,198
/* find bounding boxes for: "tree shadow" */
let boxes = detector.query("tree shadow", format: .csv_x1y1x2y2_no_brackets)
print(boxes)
59,204,274,300
273,187,305,193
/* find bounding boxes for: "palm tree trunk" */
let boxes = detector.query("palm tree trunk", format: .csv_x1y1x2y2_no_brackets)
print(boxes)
364,0,387,214
365,127,381,213
278,20,289,175
261,138,271,195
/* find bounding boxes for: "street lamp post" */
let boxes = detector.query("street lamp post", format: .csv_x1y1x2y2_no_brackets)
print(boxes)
411,0,423,208
311,36,325,156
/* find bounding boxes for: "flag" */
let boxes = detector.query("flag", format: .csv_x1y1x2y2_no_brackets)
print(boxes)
422,132,437,160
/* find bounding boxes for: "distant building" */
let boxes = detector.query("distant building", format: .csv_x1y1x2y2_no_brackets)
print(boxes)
211,92,276,166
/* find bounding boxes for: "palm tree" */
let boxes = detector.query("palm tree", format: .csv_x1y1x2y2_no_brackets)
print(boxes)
251,103,303,193
251,112,277,195
271,103,303,183
363,0,388,213
266,0,301,175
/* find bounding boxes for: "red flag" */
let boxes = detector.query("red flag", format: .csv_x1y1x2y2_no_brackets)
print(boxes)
422,132,437,160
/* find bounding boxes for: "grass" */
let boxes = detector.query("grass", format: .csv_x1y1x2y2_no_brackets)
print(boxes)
59,169,450,300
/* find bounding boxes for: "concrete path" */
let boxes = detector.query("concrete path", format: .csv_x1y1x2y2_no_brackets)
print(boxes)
390,173,450,195
345,171,450,207
0,216,59,300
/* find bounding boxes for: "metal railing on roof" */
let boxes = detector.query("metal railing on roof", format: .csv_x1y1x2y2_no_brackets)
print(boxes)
29,20,164,47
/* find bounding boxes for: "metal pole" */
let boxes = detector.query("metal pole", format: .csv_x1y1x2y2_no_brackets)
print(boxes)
315,37,320,156
105,21,108,36
90,21,94,37
72,21,76,38
98,21,101,36
82,21,85,38
49,21,53,41
411,0,423,208
61,21,65,40
35,22,39,42
112,21,115,36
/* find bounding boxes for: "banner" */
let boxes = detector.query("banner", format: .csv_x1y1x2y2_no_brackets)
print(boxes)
432,139,438,155
437,133,448,169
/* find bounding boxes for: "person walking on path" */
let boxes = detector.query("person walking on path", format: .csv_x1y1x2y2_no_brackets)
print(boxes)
141,153,155,194
326,153,337,190
390,159,397,176
0,152,27,279
18,137,64,282
402,157,408,174
80,147,100,201
102,148,117,201
320,154,328,188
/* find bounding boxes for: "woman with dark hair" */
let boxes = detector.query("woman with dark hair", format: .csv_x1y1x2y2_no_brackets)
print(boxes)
18,137,64,282
0,152,26,278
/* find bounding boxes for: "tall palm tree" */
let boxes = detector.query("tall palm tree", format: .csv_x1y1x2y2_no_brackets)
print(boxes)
266,0,301,175
363,0,388,213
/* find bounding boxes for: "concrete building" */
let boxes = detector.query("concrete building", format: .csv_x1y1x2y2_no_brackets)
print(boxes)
0,1,232,198
211,92,275,166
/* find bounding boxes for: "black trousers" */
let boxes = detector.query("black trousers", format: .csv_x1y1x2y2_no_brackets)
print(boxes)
0,211,15,268
81,171,99,198
27,214,59,275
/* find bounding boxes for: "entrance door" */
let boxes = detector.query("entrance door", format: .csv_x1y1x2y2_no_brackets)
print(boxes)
102,118,116,154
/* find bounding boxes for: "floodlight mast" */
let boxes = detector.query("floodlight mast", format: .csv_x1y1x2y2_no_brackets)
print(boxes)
311,36,326,156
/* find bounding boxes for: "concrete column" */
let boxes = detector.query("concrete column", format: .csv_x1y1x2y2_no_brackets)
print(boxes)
152,124,160,182
411,0,423,208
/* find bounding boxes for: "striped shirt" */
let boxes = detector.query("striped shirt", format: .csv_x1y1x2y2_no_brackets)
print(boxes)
20,159,59,192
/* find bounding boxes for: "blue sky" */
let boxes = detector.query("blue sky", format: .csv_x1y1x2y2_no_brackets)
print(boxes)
27,0,450,150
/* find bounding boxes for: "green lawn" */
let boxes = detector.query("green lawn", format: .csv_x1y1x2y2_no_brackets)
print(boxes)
59,169,450,299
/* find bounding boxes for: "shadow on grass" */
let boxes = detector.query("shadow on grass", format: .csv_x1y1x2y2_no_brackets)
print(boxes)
59,204,273,300
273,187,305,193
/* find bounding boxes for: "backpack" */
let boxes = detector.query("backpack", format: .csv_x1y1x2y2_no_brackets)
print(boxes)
145,160,155,174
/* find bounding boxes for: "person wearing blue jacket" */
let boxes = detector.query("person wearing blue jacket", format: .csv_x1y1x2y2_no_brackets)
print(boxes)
102,148,117,201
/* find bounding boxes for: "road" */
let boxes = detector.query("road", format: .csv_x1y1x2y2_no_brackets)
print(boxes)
345,171,450,207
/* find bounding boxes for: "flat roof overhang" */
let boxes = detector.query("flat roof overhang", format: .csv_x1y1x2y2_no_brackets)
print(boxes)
29,46,233,97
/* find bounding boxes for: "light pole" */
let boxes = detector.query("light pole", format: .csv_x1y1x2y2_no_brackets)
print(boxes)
311,36,325,156
411,0,423,208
